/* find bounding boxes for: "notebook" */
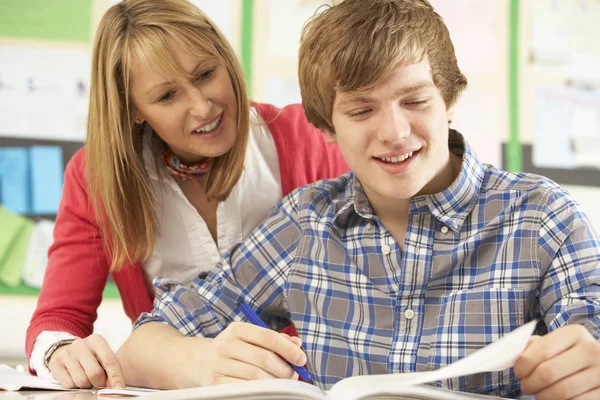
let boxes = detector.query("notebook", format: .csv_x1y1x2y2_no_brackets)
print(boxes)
97,320,537,400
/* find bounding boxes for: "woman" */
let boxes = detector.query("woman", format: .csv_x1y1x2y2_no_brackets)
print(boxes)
26,0,348,389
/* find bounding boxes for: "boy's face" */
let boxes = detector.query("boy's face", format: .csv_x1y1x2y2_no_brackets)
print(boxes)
328,59,455,207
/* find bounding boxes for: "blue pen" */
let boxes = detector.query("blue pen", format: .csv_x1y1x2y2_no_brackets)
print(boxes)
237,301,312,383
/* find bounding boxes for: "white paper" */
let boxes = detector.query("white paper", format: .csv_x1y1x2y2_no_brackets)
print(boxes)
329,320,537,400
533,86,600,170
97,386,159,397
22,220,56,288
0,364,74,391
529,0,600,68
0,45,90,141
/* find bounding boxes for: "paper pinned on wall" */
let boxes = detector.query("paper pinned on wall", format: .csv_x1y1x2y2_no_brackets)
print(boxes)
0,45,90,141
533,86,600,170
22,220,55,289
0,147,31,214
529,0,600,66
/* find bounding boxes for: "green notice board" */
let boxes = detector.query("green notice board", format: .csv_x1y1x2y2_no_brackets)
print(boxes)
0,0,92,42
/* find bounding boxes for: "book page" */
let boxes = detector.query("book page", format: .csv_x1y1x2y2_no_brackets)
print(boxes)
135,379,327,400
0,364,74,391
329,320,537,400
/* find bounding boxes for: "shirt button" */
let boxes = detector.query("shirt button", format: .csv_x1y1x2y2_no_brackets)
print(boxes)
382,244,391,255
366,222,373,231
419,247,427,255
404,309,416,320
441,225,449,234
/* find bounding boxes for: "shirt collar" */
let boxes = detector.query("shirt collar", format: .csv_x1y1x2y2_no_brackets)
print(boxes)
333,130,486,233
421,130,485,233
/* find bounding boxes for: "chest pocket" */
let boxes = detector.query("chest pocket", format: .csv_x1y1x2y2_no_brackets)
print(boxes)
429,288,525,397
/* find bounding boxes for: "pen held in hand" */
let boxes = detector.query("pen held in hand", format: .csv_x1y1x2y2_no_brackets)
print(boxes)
237,301,313,383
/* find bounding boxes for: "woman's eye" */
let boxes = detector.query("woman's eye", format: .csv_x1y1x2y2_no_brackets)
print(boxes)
157,91,175,103
195,68,215,82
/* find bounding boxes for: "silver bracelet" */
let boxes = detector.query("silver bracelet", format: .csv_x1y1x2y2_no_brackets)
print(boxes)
43,338,77,369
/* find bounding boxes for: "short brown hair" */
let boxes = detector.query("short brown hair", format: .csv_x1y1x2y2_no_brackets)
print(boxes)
87,0,249,270
299,0,467,133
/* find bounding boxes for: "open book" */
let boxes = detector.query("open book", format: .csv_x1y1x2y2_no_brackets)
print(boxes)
99,320,537,400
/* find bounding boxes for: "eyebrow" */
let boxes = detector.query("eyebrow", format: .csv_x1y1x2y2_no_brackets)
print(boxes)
144,61,210,95
336,81,436,109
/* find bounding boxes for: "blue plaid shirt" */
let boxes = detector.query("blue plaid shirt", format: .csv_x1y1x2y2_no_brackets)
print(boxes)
135,131,600,398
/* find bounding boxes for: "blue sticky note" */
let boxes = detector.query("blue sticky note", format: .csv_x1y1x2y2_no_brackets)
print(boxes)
29,146,64,214
0,148,31,214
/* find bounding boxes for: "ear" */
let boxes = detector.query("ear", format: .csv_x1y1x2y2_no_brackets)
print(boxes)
133,108,144,125
323,130,337,144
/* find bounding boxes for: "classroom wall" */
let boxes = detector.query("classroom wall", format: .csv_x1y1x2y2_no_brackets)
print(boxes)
0,0,598,365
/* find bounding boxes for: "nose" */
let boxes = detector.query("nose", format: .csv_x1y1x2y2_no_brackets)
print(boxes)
377,106,410,145
188,87,212,119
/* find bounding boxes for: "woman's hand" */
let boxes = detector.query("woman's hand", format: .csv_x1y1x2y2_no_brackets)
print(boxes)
198,322,306,386
48,334,125,389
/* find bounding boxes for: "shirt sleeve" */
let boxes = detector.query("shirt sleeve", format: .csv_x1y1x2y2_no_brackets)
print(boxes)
537,187,600,339
133,189,304,337
30,331,80,382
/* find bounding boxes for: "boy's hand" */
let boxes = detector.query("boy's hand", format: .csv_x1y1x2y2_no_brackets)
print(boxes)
199,322,306,386
514,325,600,399
49,334,125,389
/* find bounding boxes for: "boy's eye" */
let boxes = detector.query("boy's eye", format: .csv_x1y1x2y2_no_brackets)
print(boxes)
405,99,428,107
195,68,216,82
157,91,175,103
350,109,371,118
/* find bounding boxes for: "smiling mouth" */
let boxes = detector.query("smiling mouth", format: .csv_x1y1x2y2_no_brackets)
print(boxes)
193,113,223,134
375,150,419,164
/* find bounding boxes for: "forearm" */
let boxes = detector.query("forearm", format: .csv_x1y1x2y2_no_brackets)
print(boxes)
117,322,212,389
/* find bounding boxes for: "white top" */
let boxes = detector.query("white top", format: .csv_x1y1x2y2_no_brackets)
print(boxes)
31,107,283,380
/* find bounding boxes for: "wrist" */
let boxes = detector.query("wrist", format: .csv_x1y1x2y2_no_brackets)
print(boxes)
44,338,77,369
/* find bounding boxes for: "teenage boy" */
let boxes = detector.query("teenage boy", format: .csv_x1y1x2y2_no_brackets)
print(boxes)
118,0,600,398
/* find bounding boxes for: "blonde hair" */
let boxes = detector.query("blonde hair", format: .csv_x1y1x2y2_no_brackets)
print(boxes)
299,0,467,133
87,0,249,271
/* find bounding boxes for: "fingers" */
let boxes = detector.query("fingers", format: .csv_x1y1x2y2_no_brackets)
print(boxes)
78,352,108,388
215,358,286,381
519,338,589,395
534,366,600,400
280,333,303,348
47,334,123,389
90,337,125,389
215,336,297,379
48,362,77,389
515,325,600,399
62,356,93,389
514,327,580,379
573,388,600,400
228,323,307,366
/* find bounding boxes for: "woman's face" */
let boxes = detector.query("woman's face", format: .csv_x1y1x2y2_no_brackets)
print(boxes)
130,38,238,164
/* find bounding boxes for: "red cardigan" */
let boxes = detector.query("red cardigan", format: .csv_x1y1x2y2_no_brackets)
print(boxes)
26,103,349,363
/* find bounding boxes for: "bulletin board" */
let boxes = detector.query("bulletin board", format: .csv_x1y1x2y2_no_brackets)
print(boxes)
515,0,600,187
